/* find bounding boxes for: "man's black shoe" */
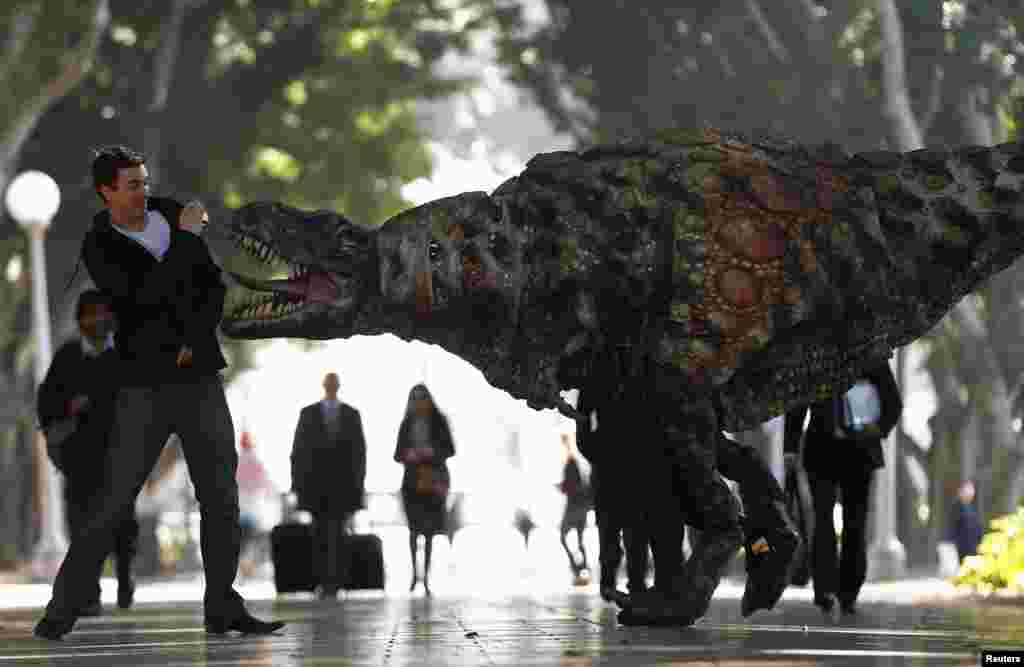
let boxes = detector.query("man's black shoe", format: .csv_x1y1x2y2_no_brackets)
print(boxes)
79,600,103,617
33,614,77,641
814,593,840,621
839,600,858,616
205,612,285,635
117,584,135,609
740,528,800,617
599,585,628,605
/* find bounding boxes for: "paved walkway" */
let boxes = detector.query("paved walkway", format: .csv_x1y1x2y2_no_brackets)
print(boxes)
1,575,1021,665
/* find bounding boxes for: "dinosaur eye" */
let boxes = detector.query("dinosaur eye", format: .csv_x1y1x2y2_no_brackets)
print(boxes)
489,233,509,260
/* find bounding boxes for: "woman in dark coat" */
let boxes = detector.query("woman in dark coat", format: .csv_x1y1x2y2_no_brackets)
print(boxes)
394,383,455,596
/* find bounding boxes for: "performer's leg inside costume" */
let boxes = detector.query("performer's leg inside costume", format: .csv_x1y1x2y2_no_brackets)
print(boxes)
715,433,801,617
617,393,743,626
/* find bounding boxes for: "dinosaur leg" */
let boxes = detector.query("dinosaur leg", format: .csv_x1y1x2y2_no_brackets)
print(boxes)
617,396,742,627
715,433,801,617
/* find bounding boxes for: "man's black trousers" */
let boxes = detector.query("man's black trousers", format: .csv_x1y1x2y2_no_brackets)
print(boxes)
47,376,244,620
806,467,873,607
65,487,138,605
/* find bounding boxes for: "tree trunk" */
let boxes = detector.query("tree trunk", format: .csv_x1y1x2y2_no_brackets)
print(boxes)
142,0,199,185
0,1,110,196
875,0,924,151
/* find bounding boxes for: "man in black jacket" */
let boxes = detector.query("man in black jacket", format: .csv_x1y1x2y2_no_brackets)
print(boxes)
561,340,654,601
291,372,367,599
37,289,138,614
35,145,283,640
784,361,902,616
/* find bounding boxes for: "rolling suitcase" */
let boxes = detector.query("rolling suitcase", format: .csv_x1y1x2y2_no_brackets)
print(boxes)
270,522,316,593
343,533,385,590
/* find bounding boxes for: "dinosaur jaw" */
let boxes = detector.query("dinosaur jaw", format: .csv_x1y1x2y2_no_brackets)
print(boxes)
219,231,358,339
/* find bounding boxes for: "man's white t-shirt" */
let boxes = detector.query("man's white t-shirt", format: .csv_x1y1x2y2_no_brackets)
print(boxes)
112,209,171,261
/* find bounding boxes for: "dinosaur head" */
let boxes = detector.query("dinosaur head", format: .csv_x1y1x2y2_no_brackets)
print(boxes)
216,202,378,339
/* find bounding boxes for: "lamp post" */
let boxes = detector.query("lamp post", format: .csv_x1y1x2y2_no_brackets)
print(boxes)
5,170,67,579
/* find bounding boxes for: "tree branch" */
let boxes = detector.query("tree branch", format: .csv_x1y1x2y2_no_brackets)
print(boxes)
0,4,40,87
918,64,945,137
743,0,791,64
0,0,110,193
875,0,924,151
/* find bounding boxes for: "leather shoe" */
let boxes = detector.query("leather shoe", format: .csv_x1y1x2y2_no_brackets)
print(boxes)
599,585,629,605
79,600,102,617
117,584,135,609
34,614,77,640
205,612,285,635
815,593,841,621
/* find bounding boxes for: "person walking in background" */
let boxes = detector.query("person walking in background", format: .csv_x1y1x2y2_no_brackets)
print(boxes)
291,372,367,599
948,479,984,564
236,430,277,579
36,289,138,614
558,434,592,586
35,146,282,639
394,383,454,597
784,361,902,617
558,338,654,601
514,508,536,550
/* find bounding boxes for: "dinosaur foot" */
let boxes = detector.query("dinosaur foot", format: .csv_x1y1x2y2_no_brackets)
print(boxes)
740,527,801,617
614,590,704,627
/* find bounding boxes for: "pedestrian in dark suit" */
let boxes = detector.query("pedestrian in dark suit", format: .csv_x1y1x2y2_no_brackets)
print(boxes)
784,361,902,616
394,383,454,597
35,145,282,639
559,340,653,600
291,372,367,599
37,289,138,615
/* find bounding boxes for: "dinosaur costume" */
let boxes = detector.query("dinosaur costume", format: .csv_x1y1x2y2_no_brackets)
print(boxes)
213,128,1024,624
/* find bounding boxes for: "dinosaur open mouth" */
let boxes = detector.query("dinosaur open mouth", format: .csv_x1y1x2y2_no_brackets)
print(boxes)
224,234,341,322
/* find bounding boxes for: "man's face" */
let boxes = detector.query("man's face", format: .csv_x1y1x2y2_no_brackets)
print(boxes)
323,373,340,396
100,164,149,225
79,302,114,340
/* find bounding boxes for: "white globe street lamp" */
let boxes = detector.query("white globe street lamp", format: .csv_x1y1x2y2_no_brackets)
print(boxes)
5,170,68,579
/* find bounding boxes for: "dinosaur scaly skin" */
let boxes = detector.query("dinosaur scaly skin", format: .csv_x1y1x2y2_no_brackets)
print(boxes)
215,128,1024,429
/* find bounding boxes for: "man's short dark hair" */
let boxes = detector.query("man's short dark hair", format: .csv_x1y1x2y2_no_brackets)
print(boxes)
91,145,146,203
76,288,112,321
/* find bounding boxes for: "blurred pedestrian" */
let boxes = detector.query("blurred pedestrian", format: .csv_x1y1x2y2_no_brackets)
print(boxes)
394,383,454,597
558,434,592,586
514,508,536,550
291,372,367,599
35,146,282,639
948,479,984,563
236,430,276,578
784,361,902,617
36,289,138,614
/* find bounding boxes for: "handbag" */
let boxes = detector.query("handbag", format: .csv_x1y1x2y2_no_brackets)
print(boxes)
414,464,448,496
783,460,814,587
41,415,78,472
414,464,435,494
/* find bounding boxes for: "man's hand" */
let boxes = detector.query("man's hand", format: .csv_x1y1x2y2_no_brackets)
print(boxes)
180,201,209,235
176,346,194,368
67,395,90,416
